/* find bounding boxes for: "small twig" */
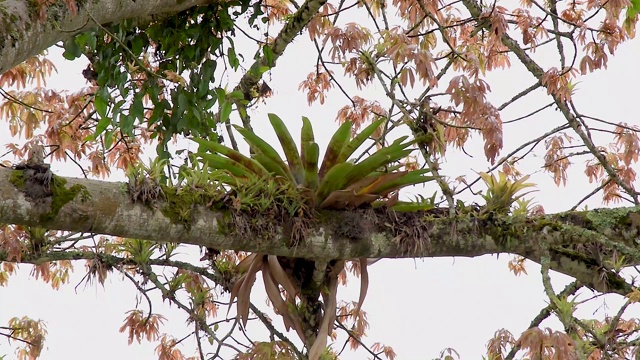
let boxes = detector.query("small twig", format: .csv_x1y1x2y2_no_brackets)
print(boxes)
120,269,154,325
250,304,306,359
194,322,206,360
0,88,54,114
505,280,582,360
335,319,383,359
570,178,612,211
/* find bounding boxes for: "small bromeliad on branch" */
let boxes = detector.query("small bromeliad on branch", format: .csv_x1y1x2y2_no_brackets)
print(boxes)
191,113,436,359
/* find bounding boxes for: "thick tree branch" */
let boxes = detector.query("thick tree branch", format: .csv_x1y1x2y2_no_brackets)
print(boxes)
0,0,214,73
1,167,639,295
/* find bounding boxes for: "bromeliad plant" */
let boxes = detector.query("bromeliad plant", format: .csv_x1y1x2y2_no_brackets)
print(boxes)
192,113,435,210
479,171,537,215
191,113,435,360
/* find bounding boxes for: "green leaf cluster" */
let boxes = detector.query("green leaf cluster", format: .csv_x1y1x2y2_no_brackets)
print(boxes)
64,2,261,157
193,114,436,210
479,171,536,214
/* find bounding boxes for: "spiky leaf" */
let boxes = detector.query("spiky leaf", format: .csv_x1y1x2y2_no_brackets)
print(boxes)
300,117,315,144
252,154,289,178
388,202,436,212
300,118,319,189
234,125,293,181
302,142,320,189
336,118,385,164
319,190,378,209
342,145,414,187
268,113,304,184
316,162,355,201
362,170,434,196
194,153,250,179
319,121,352,179
193,138,269,177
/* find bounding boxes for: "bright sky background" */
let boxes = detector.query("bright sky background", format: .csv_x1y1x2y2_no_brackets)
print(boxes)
1,7,640,359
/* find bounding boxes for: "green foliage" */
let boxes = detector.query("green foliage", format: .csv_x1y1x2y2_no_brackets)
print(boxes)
126,157,170,183
384,192,437,212
120,238,159,264
479,171,536,215
160,185,221,227
628,0,640,18
64,3,261,157
553,296,577,327
231,174,304,215
192,113,436,210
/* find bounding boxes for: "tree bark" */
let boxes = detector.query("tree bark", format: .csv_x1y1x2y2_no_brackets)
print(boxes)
1,166,638,295
0,0,212,73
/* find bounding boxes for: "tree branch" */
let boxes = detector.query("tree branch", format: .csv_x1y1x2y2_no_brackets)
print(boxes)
232,0,326,130
0,0,215,73
1,167,639,295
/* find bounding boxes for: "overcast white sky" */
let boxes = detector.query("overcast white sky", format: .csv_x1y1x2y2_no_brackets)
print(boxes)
1,6,640,359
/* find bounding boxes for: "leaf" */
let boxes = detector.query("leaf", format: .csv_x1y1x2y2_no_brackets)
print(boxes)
300,117,315,144
319,190,378,209
354,258,369,319
236,255,263,327
94,92,108,118
194,153,249,178
360,170,434,196
131,94,144,120
388,202,435,212
337,118,385,164
268,113,304,184
346,172,409,194
628,0,640,17
228,47,240,70
228,277,245,318
252,154,289,177
219,100,232,123
93,117,111,138
236,253,258,274
309,277,338,360
262,261,306,341
342,146,414,187
301,118,319,189
62,39,82,60
319,121,352,179
266,255,298,301
302,143,320,190
315,162,355,201
193,138,269,177
234,126,292,180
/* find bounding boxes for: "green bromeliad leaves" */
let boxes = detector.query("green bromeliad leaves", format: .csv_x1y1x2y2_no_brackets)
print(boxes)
300,117,320,190
269,114,305,184
192,113,435,209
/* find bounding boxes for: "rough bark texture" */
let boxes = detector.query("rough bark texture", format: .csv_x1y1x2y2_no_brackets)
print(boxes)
0,0,214,73
1,167,639,294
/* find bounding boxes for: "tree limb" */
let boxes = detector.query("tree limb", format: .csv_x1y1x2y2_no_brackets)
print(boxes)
0,0,215,73
233,0,327,130
1,167,639,295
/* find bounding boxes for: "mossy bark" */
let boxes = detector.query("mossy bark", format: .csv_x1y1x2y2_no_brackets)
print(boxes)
1,167,639,295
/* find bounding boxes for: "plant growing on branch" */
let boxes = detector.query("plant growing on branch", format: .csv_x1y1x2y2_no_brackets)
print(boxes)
191,113,434,359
